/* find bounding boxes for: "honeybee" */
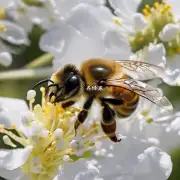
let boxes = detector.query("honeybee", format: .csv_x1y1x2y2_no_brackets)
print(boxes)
33,59,173,143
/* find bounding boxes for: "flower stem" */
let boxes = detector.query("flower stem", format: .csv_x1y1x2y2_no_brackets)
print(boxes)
0,67,53,80
24,53,54,69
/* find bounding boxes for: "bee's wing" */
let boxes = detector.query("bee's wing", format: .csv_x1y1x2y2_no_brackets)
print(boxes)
116,60,166,81
106,78,173,111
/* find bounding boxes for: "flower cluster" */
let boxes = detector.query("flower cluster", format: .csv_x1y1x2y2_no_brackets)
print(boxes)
1,0,180,179
110,0,180,85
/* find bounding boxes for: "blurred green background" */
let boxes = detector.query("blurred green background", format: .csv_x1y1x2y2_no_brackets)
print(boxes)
0,0,180,179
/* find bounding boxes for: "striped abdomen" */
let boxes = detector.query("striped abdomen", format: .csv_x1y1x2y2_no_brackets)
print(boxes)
112,86,139,117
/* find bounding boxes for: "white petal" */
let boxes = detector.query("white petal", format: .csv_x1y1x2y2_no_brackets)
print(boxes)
56,159,100,180
103,29,132,59
133,13,148,31
6,6,33,33
108,0,141,17
144,43,166,67
66,4,107,38
0,167,24,180
170,117,180,131
0,97,29,135
167,54,180,71
166,0,180,21
135,147,172,179
0,146,33,170
39,22,72,56
159,23,180,42
52,32,105,69
0,20,29,45
0,52,12,67
93,138,172,179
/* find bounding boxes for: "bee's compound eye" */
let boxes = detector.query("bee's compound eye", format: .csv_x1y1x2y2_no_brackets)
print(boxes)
65,75,80,93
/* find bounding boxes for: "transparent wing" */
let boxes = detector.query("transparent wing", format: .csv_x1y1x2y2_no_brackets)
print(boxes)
105,78,173,111
116,60,166,81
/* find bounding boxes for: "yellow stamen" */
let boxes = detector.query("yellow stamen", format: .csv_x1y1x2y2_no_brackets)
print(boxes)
154,2,160,8
0,25,6,32
143,8,149,16
176,47,180,53
50,95,56,103
141,110,149,116
0,8,5,19
145,4,150,9
146,118,153,124
11,124,16,129
113,18,120,25
0,124,4,130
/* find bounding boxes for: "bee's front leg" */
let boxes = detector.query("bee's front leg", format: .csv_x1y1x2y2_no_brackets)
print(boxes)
61,101,75,108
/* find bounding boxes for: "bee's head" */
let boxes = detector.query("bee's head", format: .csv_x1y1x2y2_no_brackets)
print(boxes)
33,65,84,103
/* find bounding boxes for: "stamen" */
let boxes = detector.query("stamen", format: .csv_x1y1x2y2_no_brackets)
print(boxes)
0,8,5,20
146,118,153,124
27,90,36,101
3,135,17,147
63,155,70,162
0,25,6,32
154,2,160,8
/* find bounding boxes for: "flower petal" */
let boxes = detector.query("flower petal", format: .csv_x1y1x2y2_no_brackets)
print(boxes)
0,146,33,170
159,23,180,42
52,31,105,69
66,4,107,38
39,22,71,56
0,52,12,67
0,167,23,180
135,147,172,179
108,0,141,17
144,43,166,67
0,97,29,135
92,137,172,179
55,159,99,180
0,20,29,45
103,29,132,59
166,0,180,21
133,13,148,31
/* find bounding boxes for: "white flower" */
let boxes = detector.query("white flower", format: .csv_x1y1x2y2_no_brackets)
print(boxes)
5,0,106,31
40,3,132,70
109,0,180,85
0,89,173,179
0,88,107,179
0,1,29,67
60,137,172,180
116,97,180,152
130,43,180,85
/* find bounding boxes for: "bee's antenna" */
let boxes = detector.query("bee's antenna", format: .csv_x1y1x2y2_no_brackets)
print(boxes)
32,79,54,89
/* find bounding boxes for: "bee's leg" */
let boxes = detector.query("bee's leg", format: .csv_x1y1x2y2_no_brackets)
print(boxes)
62,101,75,108
74,96,94,133
101,102,121,143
